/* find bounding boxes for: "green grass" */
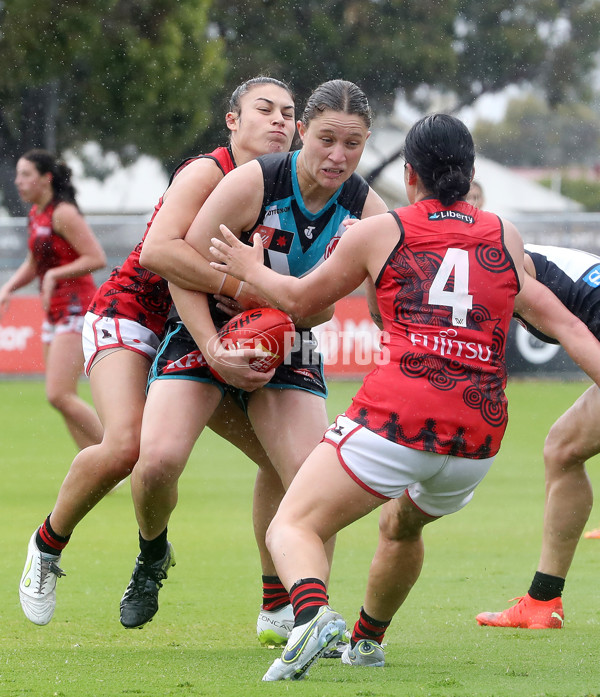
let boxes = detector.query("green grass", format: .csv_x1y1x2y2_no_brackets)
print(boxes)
1,378,600,696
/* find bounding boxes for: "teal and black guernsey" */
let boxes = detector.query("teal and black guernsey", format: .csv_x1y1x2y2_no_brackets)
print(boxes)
242,150,370,284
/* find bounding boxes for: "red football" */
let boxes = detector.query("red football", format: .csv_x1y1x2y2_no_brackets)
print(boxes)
214,307,296,377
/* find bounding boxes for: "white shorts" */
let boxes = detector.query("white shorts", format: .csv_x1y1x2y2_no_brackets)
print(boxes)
82,312,161,376
323,414,495,517
41,314,85,344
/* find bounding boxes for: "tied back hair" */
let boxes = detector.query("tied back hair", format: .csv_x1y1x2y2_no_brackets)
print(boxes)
302,79,372,128
22,149,79,208
229,76,294,115
403,114,474,207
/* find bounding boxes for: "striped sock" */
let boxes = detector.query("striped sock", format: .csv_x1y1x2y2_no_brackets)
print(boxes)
36,515,70,555
351,607,390,647
289,577,328,626
261,575,291,611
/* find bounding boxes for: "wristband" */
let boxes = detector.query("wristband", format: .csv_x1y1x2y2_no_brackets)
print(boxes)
219,273,242,299
233,281,244,300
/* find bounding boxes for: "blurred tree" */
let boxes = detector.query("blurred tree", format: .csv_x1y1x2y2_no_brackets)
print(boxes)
3,0,600,211
208,0,600,183
208,0,458,114
473,95,600,167
453,1,600,109
0,0,225,213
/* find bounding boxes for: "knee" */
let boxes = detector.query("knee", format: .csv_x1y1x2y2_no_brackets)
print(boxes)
46,387,73,414
132,450,182,491
543,427,585,472
379,499,424,544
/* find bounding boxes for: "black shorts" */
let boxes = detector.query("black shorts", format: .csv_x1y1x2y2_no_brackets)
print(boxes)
148,318,327,410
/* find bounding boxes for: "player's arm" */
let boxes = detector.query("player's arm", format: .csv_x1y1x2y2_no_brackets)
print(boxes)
210,217,381,318
51,203,107,278
139,158,228,292
169,284,273,391
514,273,600,387
0,252,37,318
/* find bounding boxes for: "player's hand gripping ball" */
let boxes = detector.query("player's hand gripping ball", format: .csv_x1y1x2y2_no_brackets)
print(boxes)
214,307,296,378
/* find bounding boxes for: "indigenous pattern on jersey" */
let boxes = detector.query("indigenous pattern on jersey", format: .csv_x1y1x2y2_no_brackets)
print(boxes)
88,147,236,337
518,244,600,343
28,201,96,324
243,150,369,281
346,199,520,459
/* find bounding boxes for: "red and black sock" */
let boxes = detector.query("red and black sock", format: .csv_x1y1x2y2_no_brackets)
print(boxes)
36,515,70,555
351,606,391,647
261,575,291,611
289,577,328,626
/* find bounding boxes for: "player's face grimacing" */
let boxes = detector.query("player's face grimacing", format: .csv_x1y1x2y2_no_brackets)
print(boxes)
229,84,296,158
296,108,370,191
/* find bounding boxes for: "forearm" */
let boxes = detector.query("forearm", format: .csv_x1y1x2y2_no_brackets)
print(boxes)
142,239,231,293
168,284,219,354
49,255,105,281
294,304,335,329
550,320,600,387
2,259,37,293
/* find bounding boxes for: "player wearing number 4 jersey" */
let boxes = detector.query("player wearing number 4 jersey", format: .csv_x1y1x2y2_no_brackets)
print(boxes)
210,114,600,681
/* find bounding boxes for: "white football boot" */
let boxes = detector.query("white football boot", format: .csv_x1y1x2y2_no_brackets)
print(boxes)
257,603,294,647
19,531,66,625
262,605,346,681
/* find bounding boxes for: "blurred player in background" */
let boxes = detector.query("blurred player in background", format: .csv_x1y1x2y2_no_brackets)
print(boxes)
0,150,105,449
466,179,485,208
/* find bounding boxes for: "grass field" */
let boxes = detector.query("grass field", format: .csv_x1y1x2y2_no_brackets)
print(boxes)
1,378,600,697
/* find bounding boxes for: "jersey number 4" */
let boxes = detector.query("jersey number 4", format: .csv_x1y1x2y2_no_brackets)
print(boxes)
427,248,473,326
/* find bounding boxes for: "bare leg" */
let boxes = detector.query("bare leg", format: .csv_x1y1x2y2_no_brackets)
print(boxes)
208,395,284,576
48,350,150,537
363,496,435,621
44,332,103,449
267,442,382,590
131,379,222,541
538,385,600,577
248,389,336,580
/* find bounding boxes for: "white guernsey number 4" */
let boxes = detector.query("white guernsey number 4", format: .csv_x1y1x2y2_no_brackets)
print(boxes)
427,248,473,326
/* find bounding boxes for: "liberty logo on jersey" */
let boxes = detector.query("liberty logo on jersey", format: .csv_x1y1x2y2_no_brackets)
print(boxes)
583,265,600,288
255,224,294,254
429,211,474,224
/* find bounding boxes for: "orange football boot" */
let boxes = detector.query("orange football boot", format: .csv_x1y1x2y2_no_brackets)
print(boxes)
584,527,600,539
476,593,564,629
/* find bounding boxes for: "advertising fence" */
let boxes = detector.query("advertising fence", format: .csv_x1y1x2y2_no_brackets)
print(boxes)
0,213,594,379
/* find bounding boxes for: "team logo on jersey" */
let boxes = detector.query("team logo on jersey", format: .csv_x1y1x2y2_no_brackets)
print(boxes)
255,224,294,254
324,234,341,259
429,211,474,224
304,225,315,239
583,264,600,288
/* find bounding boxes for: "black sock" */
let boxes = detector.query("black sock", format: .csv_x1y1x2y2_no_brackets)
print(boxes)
528,571,565,601
139,528,168,563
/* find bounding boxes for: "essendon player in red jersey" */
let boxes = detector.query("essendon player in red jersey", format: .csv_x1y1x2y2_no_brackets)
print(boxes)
210,114,600,680
1,150,106,449
18,78,297,627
